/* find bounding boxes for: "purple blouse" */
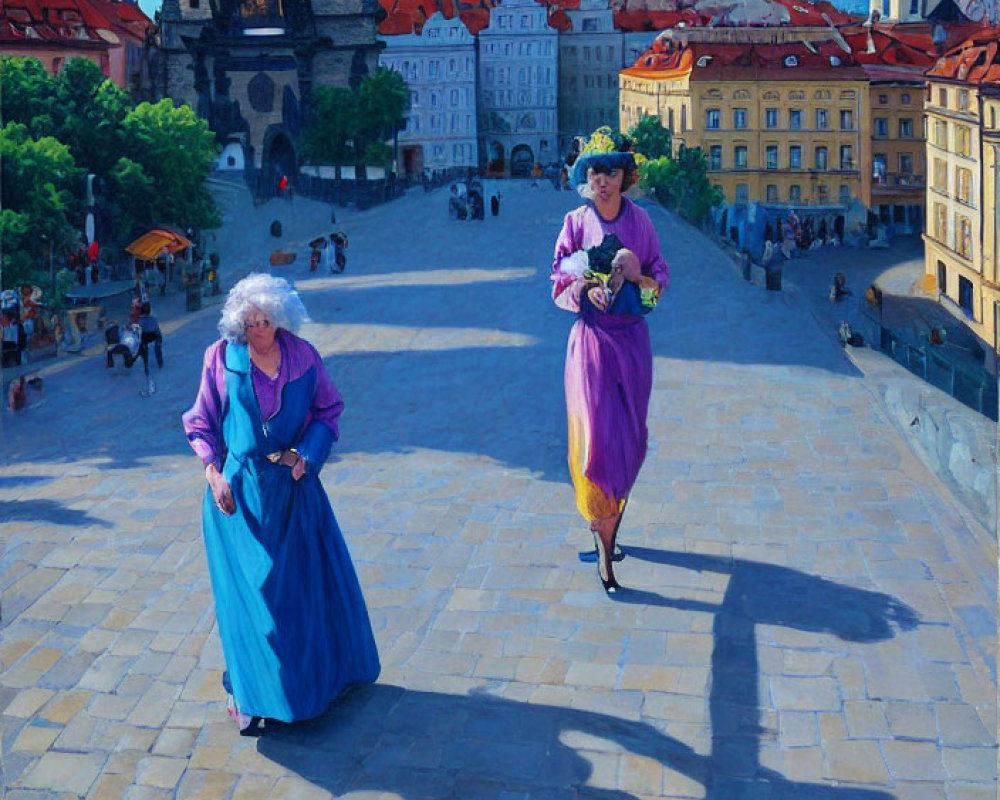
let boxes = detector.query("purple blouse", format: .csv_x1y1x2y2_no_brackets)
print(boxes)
551,197,669,312
182,329,344,469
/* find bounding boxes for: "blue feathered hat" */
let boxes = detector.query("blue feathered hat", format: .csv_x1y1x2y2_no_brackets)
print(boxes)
568,127,640,186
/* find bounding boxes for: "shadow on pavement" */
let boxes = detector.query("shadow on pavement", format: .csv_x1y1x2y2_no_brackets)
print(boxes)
0,498,112,527
614,548,920,799
257,551,916,799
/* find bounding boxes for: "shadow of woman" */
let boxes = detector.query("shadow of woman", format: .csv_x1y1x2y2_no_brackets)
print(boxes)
612,547,920,798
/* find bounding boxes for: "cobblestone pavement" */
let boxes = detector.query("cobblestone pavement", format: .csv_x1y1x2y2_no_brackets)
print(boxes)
1,183,996,799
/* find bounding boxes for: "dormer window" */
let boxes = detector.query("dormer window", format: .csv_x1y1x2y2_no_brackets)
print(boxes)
784,55,798,67
697,55,713,67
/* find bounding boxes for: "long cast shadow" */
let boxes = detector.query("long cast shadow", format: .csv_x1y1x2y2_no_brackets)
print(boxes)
258,551,916,799
615,548,920,798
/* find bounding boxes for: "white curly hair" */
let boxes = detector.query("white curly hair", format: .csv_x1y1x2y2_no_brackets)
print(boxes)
218,273,310,343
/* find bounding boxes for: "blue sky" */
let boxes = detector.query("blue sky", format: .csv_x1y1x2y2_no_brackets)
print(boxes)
139,0,160,20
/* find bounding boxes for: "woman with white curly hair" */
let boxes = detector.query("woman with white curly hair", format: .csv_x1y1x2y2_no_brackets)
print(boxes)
182,273,380,736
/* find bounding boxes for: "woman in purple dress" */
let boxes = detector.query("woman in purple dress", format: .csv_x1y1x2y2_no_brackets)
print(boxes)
182,274,379,735
551,129,669,594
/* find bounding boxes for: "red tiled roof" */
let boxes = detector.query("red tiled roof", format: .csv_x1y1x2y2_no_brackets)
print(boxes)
624,38,871,82
926,27,1000,83
0,0,151,46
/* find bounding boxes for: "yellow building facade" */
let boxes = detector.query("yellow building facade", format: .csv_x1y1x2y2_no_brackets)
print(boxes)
868,74,927,235
923,54,1000,358
620,36,870,211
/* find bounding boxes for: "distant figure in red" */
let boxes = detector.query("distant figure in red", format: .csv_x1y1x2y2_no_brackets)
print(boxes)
278,175,289,200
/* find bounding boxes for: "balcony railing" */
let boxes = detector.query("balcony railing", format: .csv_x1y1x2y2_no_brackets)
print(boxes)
872,172,925,188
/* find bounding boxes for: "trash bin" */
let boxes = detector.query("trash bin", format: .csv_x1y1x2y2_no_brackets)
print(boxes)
186,281,202,312
765,264,782,291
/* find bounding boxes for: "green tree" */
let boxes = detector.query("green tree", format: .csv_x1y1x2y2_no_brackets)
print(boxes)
54,59,131,175
302,86,361,165
640,147,723,225
357,67,409,143
120,99,221,233
628,114,672,161
0,57,60,136
0,124,80,291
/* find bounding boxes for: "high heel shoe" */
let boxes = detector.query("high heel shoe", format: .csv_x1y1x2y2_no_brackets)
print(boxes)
592,529,621,595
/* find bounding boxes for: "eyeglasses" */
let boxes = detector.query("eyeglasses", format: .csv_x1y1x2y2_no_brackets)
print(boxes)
244,318,272,330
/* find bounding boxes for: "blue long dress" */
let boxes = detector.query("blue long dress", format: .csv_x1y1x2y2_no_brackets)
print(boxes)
183,334,380,722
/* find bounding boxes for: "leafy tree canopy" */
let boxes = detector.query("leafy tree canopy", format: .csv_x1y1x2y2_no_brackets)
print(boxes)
0,124,80,291
640,146,724,225
0,57,220,291
628,115,673,161
304,69,409,166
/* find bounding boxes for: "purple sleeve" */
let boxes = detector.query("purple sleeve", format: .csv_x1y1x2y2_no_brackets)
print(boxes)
551,210,588,313
307,344,344,439
181,341,227,468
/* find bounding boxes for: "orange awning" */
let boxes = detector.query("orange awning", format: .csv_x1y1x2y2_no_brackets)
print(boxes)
126,228,192,261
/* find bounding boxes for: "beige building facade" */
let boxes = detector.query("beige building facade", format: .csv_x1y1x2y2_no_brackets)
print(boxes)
923,31,1000,358
620,33,870,212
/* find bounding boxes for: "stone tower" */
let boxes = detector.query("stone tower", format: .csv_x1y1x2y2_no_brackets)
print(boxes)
158,0,384,196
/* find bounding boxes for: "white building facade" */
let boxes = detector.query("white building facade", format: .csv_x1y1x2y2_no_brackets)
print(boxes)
379,12,478,176
478,0,559,176
559,0,622,151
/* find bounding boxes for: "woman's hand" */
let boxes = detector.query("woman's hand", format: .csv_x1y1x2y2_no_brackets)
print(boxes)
205,463,235,515
291,455,306,481
612,249,643,282
586,283,610,311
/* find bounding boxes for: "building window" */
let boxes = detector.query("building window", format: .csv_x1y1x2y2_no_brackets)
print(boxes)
734,146,748,168
839,145,853,170
816,108,829,130
874,118,888,136
938,88,947,107
955,125,971,156
789,184,802,203
839,184,851,204
789,145,802,169
840,109,854,130
898,152,913,176
934,120,947,148
878,93,888,104
766,184,779,202
765,108,779,128
815,146,828,170
706,108,720,129
898,118,914,138
934,203,947,241
789,109,802,130
956,167,972,204
901,92,911,104
958,276,974,316
709,145,722,169
734,108,748,129
873,154,887,184
766,145,778,169
958,90,969,111
735,183,749,203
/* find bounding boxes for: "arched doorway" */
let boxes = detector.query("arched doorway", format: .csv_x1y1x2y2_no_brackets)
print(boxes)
510,144,534,178
261,128,296,199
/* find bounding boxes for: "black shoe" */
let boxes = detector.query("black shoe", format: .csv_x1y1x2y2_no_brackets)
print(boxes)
592,532,620,595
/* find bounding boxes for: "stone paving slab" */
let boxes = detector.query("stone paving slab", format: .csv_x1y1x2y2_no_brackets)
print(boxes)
0,182,995,799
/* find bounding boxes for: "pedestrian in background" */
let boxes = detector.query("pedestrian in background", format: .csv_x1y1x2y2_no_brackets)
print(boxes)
550,128,669,594
181,273,380,735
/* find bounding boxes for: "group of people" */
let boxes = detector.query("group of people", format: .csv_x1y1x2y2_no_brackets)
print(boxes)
180,125,668,734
